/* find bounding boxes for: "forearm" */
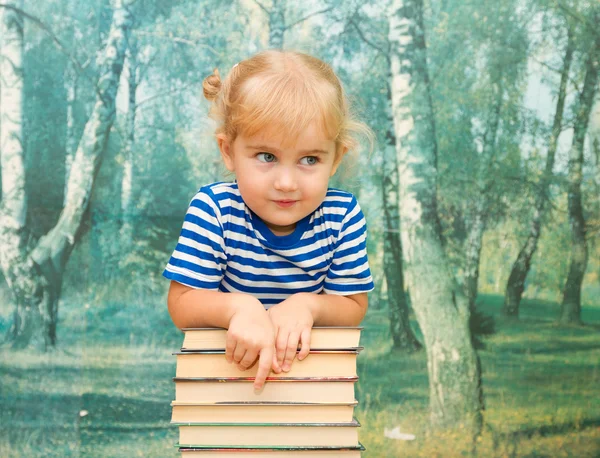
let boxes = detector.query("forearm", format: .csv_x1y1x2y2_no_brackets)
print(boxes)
302,292,368,326
167,280,259,329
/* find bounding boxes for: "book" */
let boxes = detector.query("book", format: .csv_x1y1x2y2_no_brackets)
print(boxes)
174,350,361,378
171,401,358,423
171,328,366,456
178,444,365,457
181,327,362,351
174,377,358,404
175,420,360,447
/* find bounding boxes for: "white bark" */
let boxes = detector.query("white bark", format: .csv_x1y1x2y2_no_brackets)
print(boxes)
0,0,133,348
31,0,133,269
0,0,27,283
120,36,137,258
388,0,482,434
64,63,78,204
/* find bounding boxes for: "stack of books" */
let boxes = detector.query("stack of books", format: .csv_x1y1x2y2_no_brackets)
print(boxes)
171,327,365,456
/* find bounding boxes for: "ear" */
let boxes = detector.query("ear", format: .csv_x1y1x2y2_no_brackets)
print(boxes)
217,133,235,172
330,146,348,177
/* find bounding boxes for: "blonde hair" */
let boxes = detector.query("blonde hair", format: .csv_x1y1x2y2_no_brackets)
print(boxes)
202,50,374,159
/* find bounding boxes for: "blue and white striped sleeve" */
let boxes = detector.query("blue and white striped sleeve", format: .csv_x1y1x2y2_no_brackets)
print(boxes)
163,187,226,290
323,196,374,295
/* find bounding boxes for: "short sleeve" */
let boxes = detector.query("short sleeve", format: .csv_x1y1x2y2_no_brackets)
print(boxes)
323,196,375,295
163,187,226,289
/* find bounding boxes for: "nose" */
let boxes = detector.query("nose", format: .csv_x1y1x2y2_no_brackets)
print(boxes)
274,166,298,192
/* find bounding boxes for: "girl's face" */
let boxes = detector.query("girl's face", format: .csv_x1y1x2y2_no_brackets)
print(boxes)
218,123,342,236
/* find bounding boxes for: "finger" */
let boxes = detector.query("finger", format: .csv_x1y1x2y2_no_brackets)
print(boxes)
282,331,300,372
247,357,259,370
271,353,282,373
297,328,311,361
238,349,258,371
233,345,246,365
275,329,288,367
254,346,274,391
225,334,236,363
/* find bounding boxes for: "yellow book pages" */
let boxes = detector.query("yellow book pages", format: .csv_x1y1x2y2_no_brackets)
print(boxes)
177,445,365,457
174,351,359,378
177,422,360,447
182,327,361,351
170,402,357,423
173,378,357,404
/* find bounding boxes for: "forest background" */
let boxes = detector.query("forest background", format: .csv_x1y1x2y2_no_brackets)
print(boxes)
0,0,599,456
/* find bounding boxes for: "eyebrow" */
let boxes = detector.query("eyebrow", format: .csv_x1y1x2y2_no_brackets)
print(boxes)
247,145,331,155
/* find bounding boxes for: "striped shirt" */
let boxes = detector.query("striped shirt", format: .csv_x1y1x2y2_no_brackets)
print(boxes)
163,182,374,307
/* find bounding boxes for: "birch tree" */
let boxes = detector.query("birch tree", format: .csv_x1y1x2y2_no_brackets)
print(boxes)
463,81,503,311
119,34,138,262
344,12,422,351
388,0,482,435
458,0,528,314
0,0,28,344
560,11,600,324
382,85,421,352
0,0,134,348
503,22,574,317
251,0,333,49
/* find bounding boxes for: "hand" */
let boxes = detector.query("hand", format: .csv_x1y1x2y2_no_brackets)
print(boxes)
267,293,314,373
226,295,276,390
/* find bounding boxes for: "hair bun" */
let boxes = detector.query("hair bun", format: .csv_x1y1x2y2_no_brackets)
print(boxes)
202,68,222,101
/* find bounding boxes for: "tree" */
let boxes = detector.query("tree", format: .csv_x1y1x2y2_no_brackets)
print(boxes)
119,34,139,262
559,7,600,324
382,113,422,352
342,8,422,352
0,0,134,348
0,0,28,344
388,0,482,435
503,18,575,317
250,0,334,49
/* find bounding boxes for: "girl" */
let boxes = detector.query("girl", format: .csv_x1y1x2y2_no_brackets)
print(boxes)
164,50,374,391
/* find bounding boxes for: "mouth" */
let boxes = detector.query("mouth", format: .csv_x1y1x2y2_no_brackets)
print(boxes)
274,200,297,208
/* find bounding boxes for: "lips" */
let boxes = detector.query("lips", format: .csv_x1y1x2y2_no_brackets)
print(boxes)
275,200,297,208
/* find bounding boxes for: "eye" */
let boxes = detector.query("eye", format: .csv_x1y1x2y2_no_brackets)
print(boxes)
300,156,318,166
257,153,276,163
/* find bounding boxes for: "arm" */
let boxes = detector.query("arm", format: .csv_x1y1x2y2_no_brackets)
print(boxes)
168,280,248,329
307,291,368,326
167,280,278,389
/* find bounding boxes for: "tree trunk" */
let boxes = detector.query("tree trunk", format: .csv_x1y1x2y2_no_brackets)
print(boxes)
388,0,482,435
559,26,600,324
590,93,600,290
465,86,502,312
503,30,574,317
1,0,133,348
119,34,137,266
268,0,285,49
64,63,78,205
0,0,40,349
383,83,421,352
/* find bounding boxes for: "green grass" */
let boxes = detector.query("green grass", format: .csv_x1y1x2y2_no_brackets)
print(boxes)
1,293,599,457
355,295,600,457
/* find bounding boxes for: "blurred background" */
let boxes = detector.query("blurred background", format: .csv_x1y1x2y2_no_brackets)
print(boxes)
0,0,599,456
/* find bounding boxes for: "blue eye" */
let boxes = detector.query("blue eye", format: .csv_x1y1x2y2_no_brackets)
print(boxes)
257,153,276,163
300,156,318,165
